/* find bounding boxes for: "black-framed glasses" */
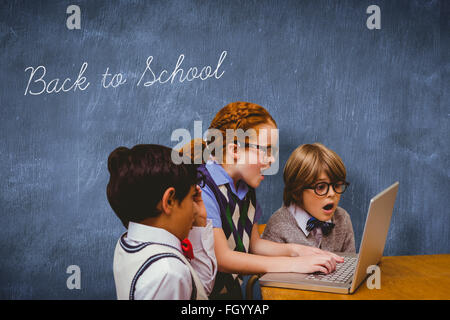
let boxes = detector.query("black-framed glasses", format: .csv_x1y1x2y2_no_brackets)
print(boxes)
236,141,279,159
304,181,350,196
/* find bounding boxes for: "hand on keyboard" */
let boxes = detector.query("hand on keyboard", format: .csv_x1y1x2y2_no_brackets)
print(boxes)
289,244,345,264
306,256,357,283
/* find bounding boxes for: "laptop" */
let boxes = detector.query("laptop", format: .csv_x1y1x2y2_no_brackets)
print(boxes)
259,181,399,294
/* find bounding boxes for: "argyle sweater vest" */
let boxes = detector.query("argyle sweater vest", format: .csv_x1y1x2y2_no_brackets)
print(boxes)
198,164,258,299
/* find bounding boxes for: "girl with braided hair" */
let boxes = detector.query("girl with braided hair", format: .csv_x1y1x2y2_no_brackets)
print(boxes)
190,101,344,299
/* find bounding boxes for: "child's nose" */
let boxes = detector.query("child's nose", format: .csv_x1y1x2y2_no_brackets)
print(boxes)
260,154,275,167
260,158,272,171
266,154,276,164
327,186,336,197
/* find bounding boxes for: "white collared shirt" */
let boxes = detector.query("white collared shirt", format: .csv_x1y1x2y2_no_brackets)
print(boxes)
119,220,217,299
287,205,332,247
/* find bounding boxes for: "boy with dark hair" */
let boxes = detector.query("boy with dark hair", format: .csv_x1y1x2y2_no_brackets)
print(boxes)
107,144,216,300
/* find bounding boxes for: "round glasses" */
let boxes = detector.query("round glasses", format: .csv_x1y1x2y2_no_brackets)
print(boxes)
304,181,350,196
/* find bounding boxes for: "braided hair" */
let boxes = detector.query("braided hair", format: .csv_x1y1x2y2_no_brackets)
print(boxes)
180,102,277,164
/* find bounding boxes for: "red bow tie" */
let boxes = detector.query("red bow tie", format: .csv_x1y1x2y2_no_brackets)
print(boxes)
181,238,194,260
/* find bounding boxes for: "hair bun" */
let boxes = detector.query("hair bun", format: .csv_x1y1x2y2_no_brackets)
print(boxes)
107,146,131,175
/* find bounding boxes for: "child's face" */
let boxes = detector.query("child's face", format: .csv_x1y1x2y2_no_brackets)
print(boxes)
236,122,278,189
301,172,342,222
172,185,198,240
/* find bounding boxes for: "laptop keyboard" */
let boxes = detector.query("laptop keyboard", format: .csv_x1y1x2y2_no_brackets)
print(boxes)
305,256,357,283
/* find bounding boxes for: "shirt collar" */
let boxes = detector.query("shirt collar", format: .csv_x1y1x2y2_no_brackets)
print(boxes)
127,222,181,249
287,204,312,237
205,160,249,200
287,205,333,237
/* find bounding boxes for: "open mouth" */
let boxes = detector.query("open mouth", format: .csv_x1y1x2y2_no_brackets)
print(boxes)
323,203,334,211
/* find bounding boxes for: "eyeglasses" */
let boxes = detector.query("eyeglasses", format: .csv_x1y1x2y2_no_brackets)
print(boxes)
304,181,350,196
236,141,279,159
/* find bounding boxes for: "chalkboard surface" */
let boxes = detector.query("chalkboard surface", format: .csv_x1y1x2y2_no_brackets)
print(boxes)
0,0,448,299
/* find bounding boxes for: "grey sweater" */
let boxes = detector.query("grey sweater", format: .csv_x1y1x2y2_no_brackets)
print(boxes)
261,205,356,253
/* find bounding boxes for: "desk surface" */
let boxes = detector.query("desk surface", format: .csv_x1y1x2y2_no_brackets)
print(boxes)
260,254,450,300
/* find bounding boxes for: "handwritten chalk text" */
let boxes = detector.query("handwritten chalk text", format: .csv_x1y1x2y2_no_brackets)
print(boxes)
24,62,90,96
137,50,227,87
23,51,228,96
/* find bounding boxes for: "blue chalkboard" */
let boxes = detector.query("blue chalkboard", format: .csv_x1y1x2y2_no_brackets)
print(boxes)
0,0,448,299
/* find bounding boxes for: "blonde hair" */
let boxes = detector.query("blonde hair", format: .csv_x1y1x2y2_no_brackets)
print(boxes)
283,143,346,207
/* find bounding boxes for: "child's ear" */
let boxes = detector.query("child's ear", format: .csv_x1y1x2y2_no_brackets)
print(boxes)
161,187,177,215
